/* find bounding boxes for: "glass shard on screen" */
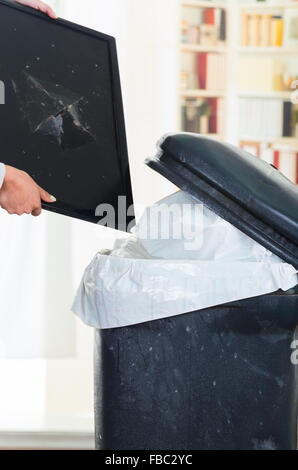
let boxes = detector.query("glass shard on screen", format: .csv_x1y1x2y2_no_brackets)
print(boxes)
12,72,95,150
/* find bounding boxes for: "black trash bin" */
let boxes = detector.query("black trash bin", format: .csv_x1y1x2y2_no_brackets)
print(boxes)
95,287,298,450
93,134,298,450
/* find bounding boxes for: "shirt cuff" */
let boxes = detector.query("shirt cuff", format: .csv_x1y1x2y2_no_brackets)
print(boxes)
0,163,6,190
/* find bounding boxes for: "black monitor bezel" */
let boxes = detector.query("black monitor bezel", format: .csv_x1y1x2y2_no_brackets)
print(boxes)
0,0,134,229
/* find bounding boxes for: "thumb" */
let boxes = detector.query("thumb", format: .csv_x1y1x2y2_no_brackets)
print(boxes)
39,186,56,203
45,6,57,19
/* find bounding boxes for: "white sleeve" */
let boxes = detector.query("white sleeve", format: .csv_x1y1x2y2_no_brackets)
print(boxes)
0,163,6,190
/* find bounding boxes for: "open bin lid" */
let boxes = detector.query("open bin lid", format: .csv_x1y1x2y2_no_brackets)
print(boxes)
146,133,298,270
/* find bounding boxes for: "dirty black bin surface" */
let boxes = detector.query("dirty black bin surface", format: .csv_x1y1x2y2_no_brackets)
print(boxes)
92,134,298,450
95,287,298,450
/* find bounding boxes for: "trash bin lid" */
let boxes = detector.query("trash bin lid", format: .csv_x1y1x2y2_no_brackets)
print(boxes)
146,133,298,270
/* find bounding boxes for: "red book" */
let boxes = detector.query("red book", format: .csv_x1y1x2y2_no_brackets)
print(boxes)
274,150,280,170
204,8,215,25
208,98,218,134
197,53,207,89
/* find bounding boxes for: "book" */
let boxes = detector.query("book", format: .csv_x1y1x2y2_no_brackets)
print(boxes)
260,14,271,47
283,101,293,137
219,9,226,41
217,96,225,136
182,100,201,133
279,148,297,183
197,53,207,89
201,7,217,46
239,141,298,185
272,16,283,47
274,149,280,169
181,98,223,136
206,54,226,91
239,98,284,140
252,14,261,47
204,8,215,26
208,97,218,134
200,24,217,46
188,25,200,44
241,13,284,47
181,6,227,46
182,52,226,91
242,13,249,46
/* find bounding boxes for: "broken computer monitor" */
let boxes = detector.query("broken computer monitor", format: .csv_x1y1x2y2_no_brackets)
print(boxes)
0,0,134,230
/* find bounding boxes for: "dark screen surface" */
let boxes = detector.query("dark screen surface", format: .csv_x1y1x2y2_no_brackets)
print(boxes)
0,0,134,230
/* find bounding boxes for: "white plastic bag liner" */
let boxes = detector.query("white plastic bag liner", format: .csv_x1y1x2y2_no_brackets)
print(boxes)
72,192,298,329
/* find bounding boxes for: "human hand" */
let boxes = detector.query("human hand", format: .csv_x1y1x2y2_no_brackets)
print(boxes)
14,0,57,19
0,165,56,217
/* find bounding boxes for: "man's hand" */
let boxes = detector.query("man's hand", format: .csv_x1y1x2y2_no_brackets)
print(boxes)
14,0,57,19
0,166,56,217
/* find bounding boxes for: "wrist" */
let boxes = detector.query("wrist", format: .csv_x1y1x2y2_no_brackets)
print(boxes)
1,165,22,192
0,163,6,190
3,165,23,186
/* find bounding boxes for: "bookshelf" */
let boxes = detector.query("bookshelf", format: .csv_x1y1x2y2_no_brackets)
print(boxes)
179,0,228,139
238,46,298,53
237,0,298,184
178,0,298,184
183,1,228,8
181,44,227,52
181,89,226,97
238,91,293,98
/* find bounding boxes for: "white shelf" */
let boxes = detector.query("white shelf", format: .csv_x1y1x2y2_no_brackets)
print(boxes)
204,133,225,140
240,2,298,10
181,43,227,53
0,413,94,450
186,133,225,140
181,89,225,97
182,1,228,8
238,90,293,99
239,136,298,146
0,430,94,450
238,46,298,54
273,137,298,147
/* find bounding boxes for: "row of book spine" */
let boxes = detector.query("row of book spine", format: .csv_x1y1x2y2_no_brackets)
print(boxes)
240,141,298,184
242,13,284,47
181,7,226,45
181,53,226,90
181,98,224,135
239,98,297,139
198,53,226,90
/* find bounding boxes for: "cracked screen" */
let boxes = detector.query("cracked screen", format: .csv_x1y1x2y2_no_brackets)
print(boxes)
0,1,133,228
